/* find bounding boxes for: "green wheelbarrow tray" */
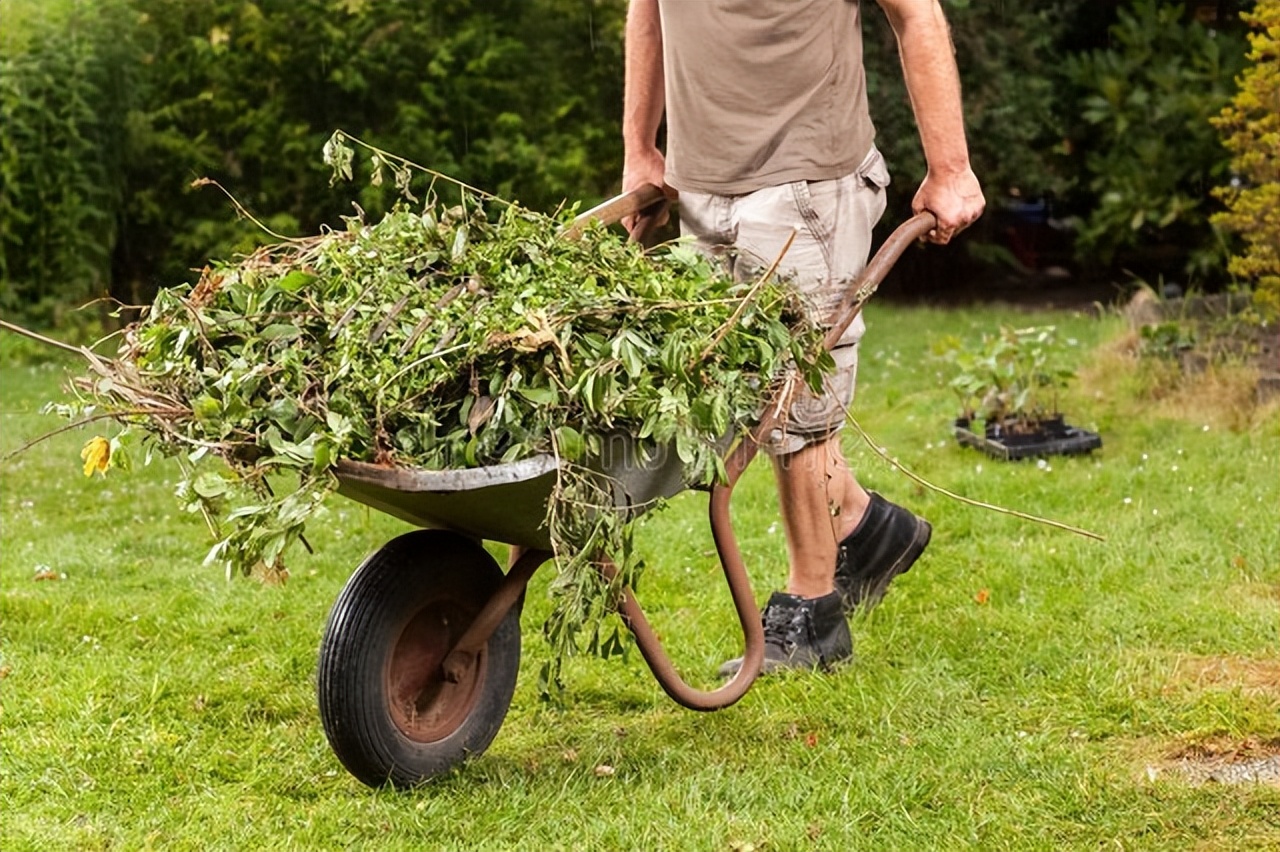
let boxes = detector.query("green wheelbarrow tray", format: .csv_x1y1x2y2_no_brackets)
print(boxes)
317,189,937,789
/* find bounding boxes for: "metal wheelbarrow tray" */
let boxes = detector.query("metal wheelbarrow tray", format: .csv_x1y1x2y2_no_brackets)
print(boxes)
316,188,936,788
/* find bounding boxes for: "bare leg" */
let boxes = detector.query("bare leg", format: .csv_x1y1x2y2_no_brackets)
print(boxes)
771,436,870,598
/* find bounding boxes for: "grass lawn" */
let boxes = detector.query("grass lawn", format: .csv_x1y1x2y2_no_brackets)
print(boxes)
2,302,1277,851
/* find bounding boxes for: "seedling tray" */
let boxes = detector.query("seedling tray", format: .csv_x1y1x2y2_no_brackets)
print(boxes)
953,416,1101,461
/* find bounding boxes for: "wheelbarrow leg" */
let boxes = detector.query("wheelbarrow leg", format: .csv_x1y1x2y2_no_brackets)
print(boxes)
604,431,766,712
441,547,551,683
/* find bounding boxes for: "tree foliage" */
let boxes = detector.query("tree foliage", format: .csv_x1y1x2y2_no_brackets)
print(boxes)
1,0,629,326
0,0,1261,328
864,0,1080,226
0,0,139,326
1211,0,1280,319
115,0,628,308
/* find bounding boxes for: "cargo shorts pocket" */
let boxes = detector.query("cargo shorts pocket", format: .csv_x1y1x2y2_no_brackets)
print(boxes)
762,343,859,456
857,146,891,192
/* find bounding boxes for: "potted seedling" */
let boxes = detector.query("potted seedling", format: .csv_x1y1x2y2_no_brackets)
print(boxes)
934,324,1101,460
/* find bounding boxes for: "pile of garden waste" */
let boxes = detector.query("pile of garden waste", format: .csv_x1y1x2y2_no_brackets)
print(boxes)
63,136,829,660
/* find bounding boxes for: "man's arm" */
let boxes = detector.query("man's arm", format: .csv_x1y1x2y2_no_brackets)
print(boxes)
875,0,985,244
622,0,669,201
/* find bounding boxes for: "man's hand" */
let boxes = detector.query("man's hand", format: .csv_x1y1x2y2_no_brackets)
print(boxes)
913,166,984,245
622,146,672,238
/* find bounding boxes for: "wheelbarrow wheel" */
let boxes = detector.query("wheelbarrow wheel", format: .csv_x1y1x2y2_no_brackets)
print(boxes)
317,529,521,788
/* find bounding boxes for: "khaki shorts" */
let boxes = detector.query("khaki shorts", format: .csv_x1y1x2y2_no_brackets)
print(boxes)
678,147,890,455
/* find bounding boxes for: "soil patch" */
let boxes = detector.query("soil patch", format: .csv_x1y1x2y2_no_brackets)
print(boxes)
1135,656,1280,787
1147,737,1280,788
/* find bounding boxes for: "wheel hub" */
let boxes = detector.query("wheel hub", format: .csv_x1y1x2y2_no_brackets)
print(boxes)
385,602,486,743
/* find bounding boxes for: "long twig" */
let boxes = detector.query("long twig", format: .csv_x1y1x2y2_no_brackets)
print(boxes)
334,131,510,208
381,341,470,388
693,228,798,367
1,409,180,463
0,319,96,358
190,177,302,243
846,414,1106,542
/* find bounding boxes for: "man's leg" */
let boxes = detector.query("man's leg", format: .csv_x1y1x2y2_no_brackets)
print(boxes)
711,151,934,676
771,437,869,599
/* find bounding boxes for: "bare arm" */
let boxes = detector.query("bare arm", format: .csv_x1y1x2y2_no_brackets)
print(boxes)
622,0,671,213
875,0,985,243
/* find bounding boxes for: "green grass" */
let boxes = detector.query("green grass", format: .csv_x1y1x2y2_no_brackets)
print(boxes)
2,304,1278,851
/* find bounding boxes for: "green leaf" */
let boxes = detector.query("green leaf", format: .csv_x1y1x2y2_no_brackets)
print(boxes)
553,425,585,461
516,385,558,406
192,472,230,499
260,324,301,342
276,271,315,293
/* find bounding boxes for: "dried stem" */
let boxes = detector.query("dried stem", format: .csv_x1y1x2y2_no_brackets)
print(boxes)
190,177,302,243
1,408,181,463
0,319,96,358
846,414,1106,542
694,228,798,367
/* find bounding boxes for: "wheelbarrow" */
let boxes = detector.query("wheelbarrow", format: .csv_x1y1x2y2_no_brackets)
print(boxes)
317,186,937,788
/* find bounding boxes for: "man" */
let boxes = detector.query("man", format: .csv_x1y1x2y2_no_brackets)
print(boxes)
621,0,986,675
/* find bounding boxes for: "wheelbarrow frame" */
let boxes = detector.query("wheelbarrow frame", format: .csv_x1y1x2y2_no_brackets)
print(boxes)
320,185,936,785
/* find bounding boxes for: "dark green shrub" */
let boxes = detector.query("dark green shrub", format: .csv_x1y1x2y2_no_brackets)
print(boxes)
113,0,627,308
864,0,1078,226
2,0,629,325
1060,0,1248,278
3,0,1260,327
0,0,140,326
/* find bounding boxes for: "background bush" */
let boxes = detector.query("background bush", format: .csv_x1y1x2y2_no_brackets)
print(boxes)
0,0,1259,330
1211,0,1280,319
1059,0,1247,281
0,0,139,328
1,0,628,328
864,0,1080,227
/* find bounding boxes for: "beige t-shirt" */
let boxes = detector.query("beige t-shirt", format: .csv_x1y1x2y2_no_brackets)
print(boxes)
657,0,876,195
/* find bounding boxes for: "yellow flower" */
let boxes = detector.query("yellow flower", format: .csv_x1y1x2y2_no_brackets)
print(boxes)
80,436,111,477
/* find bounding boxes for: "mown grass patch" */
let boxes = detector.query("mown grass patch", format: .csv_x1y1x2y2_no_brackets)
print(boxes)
2,303,1277,851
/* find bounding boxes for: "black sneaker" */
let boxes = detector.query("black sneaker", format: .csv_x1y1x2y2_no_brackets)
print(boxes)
717,590,852,678
835,492,931,613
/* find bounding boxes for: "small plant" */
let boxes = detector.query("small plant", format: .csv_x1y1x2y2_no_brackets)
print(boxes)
935,325,1099,460
1139,320,1197,359
934,325,1078,431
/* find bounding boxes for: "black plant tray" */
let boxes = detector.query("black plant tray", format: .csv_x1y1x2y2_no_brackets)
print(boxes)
953,415,1102,461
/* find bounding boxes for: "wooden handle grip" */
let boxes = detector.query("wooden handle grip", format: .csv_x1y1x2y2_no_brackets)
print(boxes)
562,184,669,239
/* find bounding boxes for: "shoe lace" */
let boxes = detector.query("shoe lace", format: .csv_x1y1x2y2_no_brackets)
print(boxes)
762,602,810,652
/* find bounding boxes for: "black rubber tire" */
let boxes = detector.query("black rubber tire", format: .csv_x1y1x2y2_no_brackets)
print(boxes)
317,529,521,788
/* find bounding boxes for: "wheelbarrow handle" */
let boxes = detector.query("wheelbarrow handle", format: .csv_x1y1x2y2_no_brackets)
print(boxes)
561,183,671,240
825,210,937,349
